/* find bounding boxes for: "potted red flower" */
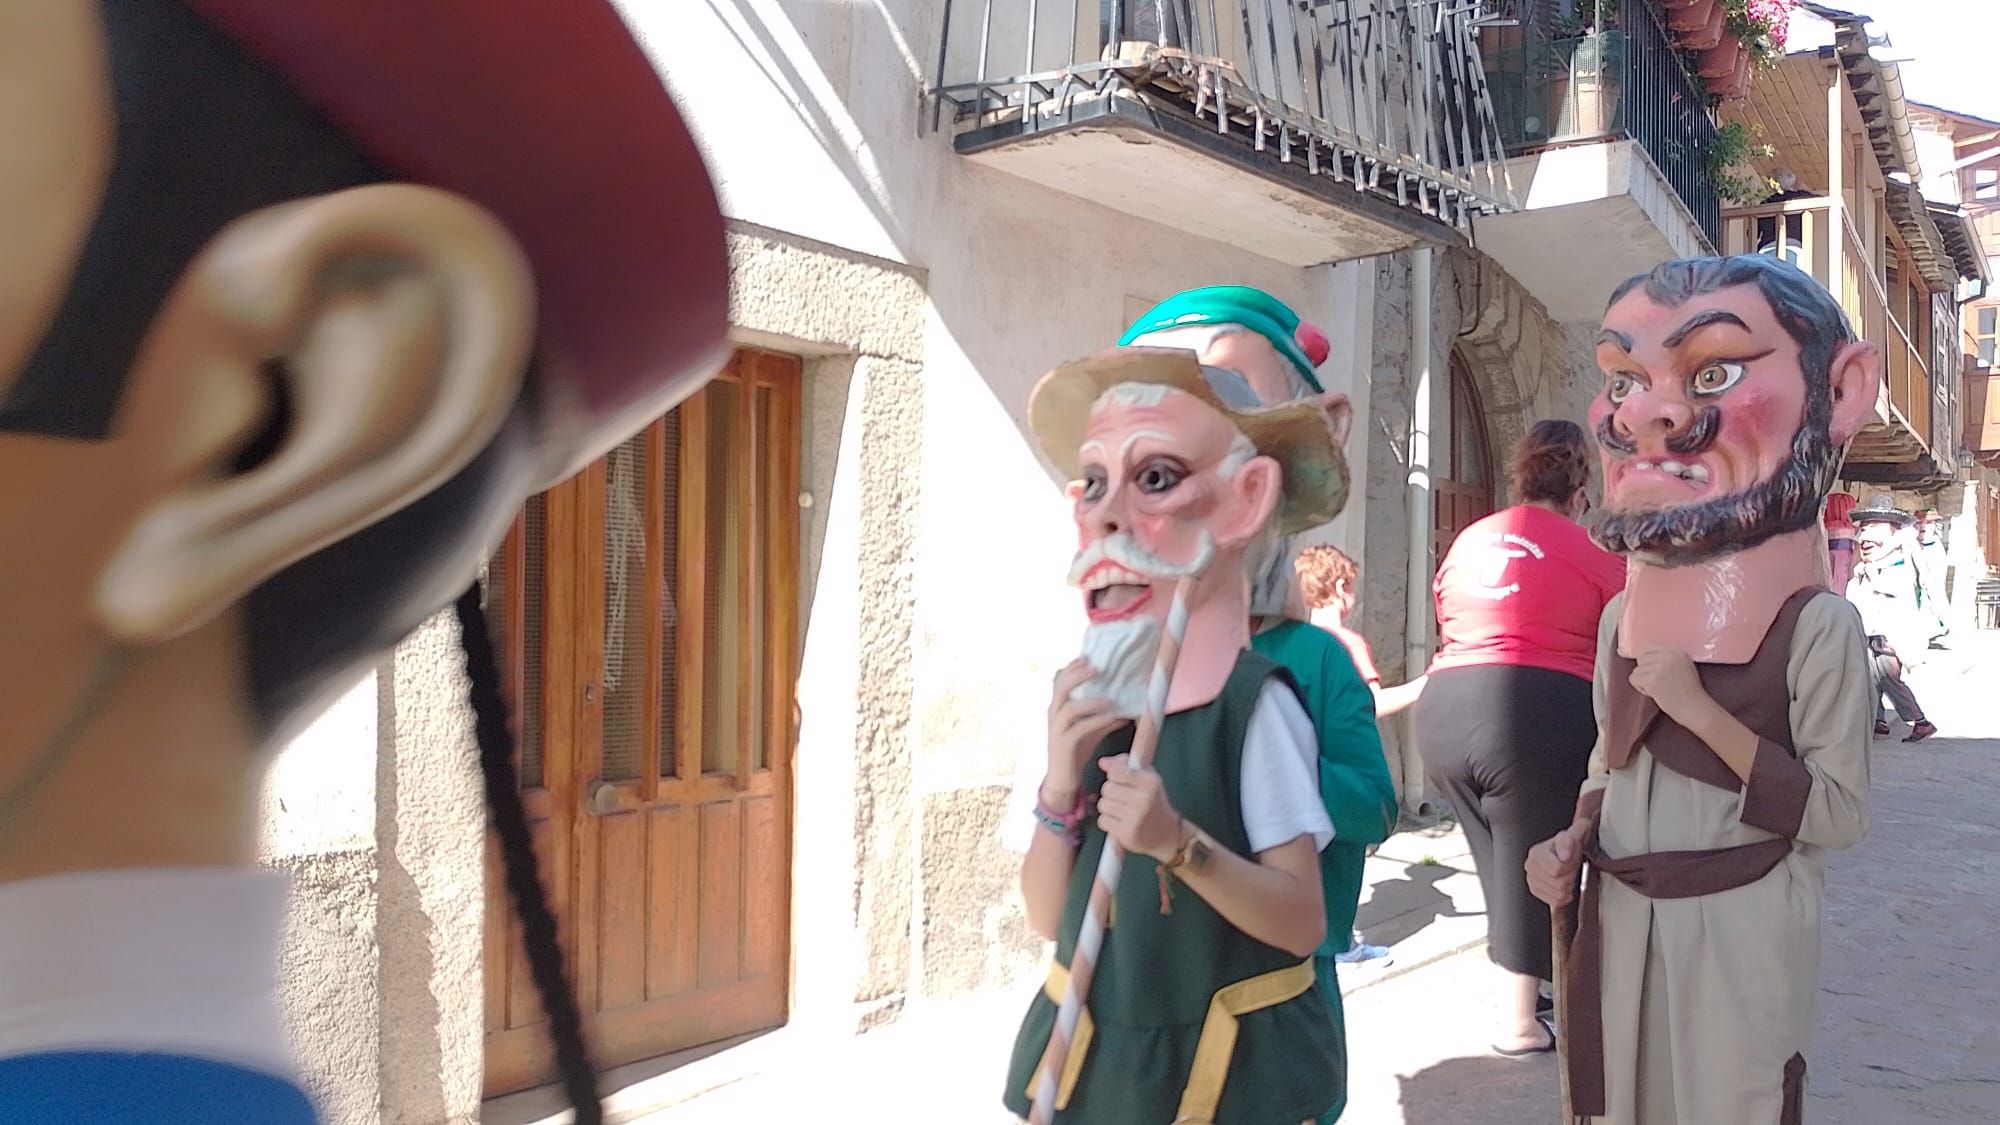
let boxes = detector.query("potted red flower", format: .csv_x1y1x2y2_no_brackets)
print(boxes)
1697,0,1793,100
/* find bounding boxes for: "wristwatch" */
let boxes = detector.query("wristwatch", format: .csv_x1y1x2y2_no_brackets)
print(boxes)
1159,821,1212,878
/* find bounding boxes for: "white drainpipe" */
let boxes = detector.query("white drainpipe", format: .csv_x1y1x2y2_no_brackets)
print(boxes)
1401,247,1439,818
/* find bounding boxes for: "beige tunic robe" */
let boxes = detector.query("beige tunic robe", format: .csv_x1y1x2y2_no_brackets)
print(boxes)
1578,592,1873,1125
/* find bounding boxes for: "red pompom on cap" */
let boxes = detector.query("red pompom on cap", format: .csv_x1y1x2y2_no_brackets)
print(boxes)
1296,322,1331,369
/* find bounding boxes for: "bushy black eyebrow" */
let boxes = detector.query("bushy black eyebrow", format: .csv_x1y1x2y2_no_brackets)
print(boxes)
1663,309,1751,349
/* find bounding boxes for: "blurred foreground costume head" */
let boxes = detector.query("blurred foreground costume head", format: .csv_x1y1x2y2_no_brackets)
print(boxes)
0,1,727,1119
1,0,726,736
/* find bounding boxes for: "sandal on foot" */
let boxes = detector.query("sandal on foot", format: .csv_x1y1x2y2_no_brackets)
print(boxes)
1874,720,1892,737
1904,721,1936,743
1493,1016,1556,1058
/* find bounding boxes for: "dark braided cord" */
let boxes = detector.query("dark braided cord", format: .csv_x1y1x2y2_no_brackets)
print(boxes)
455,585,603,1124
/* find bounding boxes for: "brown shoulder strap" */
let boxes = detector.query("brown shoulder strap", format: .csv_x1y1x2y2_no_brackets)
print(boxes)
1753,587,1827,667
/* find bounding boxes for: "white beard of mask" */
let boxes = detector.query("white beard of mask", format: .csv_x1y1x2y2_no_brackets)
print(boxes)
1073,614,1161,720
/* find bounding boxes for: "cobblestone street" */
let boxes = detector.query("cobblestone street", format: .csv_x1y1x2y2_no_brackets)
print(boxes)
1338,633,2000,1125
498,635,2000,1125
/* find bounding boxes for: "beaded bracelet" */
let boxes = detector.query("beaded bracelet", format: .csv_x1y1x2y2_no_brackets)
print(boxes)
1033,789,1086,847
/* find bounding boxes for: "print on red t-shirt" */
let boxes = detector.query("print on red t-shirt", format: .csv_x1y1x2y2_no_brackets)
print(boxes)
1427,505,1626,683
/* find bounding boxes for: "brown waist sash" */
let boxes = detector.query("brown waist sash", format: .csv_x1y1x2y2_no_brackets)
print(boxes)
1561,837,1794,1117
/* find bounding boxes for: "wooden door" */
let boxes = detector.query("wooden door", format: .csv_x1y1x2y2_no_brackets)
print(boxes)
1432,353,1496,569
482,349,803,1097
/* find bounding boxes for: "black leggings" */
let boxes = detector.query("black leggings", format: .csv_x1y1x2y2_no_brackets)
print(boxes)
1415,664,1596,980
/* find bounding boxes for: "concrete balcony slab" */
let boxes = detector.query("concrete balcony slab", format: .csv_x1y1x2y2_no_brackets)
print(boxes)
956,93,1465,267
1471,138,1711,321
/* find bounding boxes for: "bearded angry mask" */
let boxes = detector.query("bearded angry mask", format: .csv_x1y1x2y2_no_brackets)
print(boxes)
1587,256,1882,566
1030,349,1349,716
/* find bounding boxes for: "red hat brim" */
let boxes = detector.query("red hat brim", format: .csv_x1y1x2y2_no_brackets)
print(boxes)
188,0,729,485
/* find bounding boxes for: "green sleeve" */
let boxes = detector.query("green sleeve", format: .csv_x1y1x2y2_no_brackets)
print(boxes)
1314,642,1397,847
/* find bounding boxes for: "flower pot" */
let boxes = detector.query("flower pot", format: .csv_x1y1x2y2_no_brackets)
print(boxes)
1712,47,1756,99
1699,37,1744,79
1668,0,1718,33
1677,2,1726,51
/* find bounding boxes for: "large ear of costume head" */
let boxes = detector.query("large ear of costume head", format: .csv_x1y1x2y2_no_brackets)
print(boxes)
0,0,728,736
1217,454,1283,550
94,185,534,649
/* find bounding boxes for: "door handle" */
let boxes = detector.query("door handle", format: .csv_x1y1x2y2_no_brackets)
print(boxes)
585,779,619,816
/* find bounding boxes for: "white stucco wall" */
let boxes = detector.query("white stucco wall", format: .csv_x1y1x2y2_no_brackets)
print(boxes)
260,675,376,857
257,675,383,1125
628,0,1384,1002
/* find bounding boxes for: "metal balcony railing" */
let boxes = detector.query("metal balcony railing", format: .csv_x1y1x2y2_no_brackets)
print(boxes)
1478,0,1719,247
927,0,1518,232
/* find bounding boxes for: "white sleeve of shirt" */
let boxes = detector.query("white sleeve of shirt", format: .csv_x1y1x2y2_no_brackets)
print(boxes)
1238,681,1335,854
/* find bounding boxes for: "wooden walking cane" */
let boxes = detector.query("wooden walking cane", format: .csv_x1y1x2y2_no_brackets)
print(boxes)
1551,877,1579,1124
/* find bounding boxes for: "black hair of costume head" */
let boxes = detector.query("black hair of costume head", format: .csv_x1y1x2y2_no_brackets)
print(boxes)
457,587,603,1124
0,3,598,1117
1590,255,1855,565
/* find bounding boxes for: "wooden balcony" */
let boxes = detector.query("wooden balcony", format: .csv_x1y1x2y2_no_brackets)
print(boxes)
1720,198,1933,470
1966,365,2000,461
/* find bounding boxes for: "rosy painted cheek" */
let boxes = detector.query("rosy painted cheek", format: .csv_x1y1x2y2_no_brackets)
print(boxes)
1718,388,1799,466
1133,512,1174,544
1146,477,1217,518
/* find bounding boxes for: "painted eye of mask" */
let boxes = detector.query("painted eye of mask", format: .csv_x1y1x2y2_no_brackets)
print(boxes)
1135,457,1188,494
1081,464,1108,502
1690,362,1746,397
1606,372,1641,405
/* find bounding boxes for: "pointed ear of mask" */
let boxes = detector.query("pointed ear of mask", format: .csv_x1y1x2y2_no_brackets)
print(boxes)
95,184,534,645
1317,390,1353,449
1825,339,1883,447
1216,454,1282,551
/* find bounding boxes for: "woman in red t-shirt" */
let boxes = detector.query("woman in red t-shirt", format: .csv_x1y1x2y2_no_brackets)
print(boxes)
1415,419,1625,1056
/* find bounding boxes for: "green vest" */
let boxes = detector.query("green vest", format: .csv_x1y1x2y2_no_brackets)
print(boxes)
1002,652,1340,1124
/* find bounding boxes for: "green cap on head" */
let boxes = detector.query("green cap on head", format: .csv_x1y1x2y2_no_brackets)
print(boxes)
1119,285,1329,394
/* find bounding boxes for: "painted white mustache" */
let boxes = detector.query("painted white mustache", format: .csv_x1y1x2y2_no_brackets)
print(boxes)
1067,531,1216,587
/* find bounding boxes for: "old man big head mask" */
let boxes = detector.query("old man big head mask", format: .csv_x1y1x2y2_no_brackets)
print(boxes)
1031,349,1350,715
1121,287,1353,617
1588,255,1880,662
1,1,724,1118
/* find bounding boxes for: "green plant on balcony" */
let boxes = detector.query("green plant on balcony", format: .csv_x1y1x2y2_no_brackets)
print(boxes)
1710,119,1776,204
